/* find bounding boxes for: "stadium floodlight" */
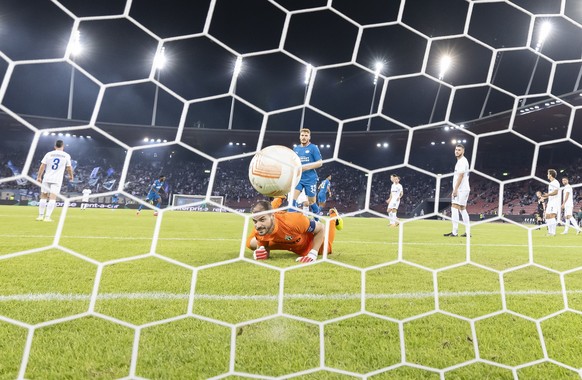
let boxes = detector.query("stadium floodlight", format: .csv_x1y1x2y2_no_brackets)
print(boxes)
537,21,552,49
69,30,82,57
304,63,313,85
438,55,452,80
143,137,149,142
233,56,243,79
367,61,384,131
228,56,243,130
67,30,82,120
154,46,166,70
151,46,166,126
429,55,452,124
300,63,313,130
373,62,384,85
522,22,552,107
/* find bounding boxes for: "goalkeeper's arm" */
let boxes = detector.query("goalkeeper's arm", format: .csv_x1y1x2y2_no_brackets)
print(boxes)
309,221,325,253
296,221,324,263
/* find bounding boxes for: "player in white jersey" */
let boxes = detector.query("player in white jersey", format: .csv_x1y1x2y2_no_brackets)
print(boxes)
36,140,74,222
386,174,403,227
444,144,471,237
560,176,579,234
80,188,92,210
540,169,560,236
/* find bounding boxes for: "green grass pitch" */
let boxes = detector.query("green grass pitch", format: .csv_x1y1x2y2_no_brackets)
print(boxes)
1,205,582,379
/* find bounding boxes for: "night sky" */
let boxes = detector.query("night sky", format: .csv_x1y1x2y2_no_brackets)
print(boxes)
0,0,581,169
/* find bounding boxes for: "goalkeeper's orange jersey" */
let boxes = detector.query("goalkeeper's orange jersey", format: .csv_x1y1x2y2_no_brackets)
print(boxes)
246,212,322,256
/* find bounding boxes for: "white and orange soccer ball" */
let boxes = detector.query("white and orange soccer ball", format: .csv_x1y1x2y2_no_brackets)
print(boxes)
248,145,302,197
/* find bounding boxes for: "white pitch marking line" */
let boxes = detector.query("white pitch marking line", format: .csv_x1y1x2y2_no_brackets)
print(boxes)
1,234,580,249
0,234,240,241
1,290,582,302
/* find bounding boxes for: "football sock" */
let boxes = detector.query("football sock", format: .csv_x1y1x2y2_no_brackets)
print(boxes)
45,200,56,218
38,198,47,217
309,203,320,215
460,209,470,234
570,218,578,229
547,218,556,234
452,208,459,235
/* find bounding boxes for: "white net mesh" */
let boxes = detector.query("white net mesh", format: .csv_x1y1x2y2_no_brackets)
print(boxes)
1,0,582,378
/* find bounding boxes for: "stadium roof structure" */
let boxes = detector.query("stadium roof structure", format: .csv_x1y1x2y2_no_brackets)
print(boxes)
2,90,581,163
1,0,582,165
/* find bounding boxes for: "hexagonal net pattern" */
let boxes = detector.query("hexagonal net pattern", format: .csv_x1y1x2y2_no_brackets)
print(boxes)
1,0,582,379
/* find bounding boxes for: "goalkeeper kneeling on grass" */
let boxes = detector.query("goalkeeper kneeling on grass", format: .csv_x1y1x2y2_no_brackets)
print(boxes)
246,199,343,264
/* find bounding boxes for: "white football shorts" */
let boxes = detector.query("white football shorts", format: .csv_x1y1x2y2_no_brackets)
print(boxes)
546,201,560,215
452,190,469,207
563,205,573,217
387,199,400,210
41,181,62,195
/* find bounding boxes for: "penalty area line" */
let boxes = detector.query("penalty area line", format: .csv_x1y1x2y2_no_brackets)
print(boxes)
2,234,580,249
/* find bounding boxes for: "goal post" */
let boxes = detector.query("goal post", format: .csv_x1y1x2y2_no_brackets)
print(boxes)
171,194,224,207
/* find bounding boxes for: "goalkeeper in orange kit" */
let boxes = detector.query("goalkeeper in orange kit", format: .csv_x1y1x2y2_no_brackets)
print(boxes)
246,199,343,263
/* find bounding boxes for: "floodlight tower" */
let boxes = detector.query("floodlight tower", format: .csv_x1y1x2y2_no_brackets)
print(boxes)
429,55,451,124
299,63,313,130
521,21,551,107
366,62,384,131
480,51,504,118
151,46,166,126
228,56,243,130
67,30,82,120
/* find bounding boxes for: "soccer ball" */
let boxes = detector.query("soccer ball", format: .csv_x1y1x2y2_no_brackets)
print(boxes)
248,145,302,197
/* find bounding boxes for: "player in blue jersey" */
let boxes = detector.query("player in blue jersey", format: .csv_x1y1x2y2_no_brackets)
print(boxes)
317,174,332,214
136,175,166,216
292,128,323,217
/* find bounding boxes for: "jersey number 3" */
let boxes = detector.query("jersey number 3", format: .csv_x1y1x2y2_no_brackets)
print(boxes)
51,158,60,170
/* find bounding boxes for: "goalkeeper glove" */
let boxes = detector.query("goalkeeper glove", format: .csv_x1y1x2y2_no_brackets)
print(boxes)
253,246,269,260
296,249,318,263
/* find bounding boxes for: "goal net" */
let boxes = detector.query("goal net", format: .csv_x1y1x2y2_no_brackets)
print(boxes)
171,194,224,208
0,0,581,379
